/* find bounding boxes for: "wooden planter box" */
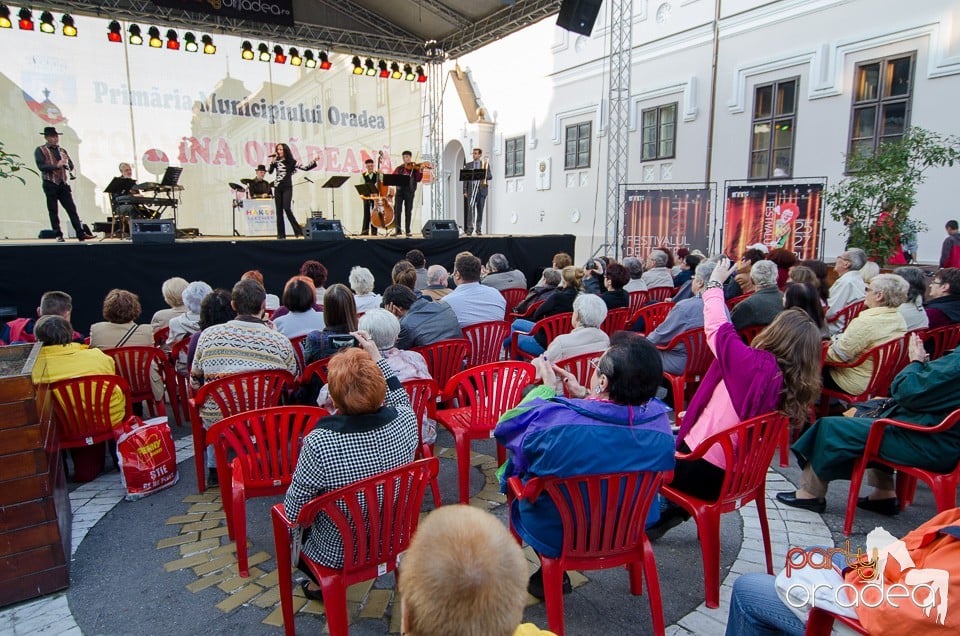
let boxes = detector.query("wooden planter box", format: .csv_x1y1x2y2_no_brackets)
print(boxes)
0,343,72,607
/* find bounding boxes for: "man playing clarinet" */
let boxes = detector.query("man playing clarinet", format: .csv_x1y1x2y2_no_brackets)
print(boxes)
35,126,90,242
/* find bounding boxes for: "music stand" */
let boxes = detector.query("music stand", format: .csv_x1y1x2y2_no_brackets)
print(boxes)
460,168,487,234
321,176,350,220
381,174,407,188
354,183,378,198
160,166,183,187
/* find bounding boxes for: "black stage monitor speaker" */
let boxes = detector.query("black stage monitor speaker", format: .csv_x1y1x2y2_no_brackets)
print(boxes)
557,0,603,37
131,219,176,244
421,219,459,240
306,218,345,241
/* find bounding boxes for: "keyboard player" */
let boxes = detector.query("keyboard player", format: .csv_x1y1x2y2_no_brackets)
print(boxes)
246,164,273,199
111,162,142,218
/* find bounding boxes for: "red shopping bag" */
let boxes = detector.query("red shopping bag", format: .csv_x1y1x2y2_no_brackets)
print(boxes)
115,416,179,500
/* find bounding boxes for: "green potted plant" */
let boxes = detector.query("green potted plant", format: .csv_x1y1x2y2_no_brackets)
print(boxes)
826,127,960,264
0,139,37,184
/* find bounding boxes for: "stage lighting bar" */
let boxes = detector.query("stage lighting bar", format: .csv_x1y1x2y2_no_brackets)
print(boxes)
416,65,427,83
148,26,162,48
377,60,389,78
39,11,54,33
241,40,254,60
166,29,179,49
184,32,197,52
351,56,363,75
257,42,269,62
128,24,142,45
0,5,10,29
364,58,376,76
318,51,331,70
273,45,286,64
17,7,32,30
390,62,402,80
107,20,122,42
303,50,315,68
403,64,415,81
61,14,76,37
201,34,215,54
288,47,301,66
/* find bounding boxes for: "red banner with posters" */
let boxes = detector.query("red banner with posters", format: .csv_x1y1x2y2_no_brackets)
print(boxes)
722,183,823,260
622,188,711,258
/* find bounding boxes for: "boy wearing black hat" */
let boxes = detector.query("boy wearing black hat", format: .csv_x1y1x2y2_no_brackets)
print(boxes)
34,127,90,242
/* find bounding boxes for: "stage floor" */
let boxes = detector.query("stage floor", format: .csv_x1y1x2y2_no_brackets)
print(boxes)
0,233,575,334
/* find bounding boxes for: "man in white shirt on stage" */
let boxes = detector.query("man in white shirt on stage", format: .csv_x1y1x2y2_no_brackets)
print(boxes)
441,253,506,328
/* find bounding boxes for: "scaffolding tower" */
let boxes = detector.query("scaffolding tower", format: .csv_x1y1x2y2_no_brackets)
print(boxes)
601,0,633,259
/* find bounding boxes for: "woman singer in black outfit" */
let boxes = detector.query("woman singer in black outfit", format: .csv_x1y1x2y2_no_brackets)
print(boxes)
268,143,317,239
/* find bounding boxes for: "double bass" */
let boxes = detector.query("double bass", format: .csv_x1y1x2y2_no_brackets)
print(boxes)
369,151,394,231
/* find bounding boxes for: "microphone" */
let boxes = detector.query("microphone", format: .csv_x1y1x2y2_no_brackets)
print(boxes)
267,153,277,158
303,176,313,183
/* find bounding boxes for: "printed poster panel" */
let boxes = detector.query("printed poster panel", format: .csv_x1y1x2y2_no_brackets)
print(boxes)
622,188,711,258
242,198,292,236
723,184,824,260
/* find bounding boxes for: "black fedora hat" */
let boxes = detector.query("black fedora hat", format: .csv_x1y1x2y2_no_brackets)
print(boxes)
255,164,266,171
41,126,63,136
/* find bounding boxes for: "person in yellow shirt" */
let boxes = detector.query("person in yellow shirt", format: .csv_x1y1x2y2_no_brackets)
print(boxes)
398,504,556,636
32,315,126,425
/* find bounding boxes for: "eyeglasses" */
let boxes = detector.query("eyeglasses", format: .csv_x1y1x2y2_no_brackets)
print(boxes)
931,280,945,286
588,357,602,372
836,256,850,262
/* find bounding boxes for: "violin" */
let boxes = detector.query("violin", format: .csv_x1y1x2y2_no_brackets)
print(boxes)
404,161,432,171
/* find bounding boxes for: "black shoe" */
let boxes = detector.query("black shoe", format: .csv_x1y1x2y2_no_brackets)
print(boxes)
775,491,826,513
56,236,65,242
857,496,899,516
527,568,571,601
301,580,324,602
476,229,482,236
646,503,689,541
207,468,219,488
405,231,412,237
82,232,95,240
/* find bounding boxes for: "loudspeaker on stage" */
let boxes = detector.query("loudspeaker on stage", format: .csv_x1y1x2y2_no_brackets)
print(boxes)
421,219,459,240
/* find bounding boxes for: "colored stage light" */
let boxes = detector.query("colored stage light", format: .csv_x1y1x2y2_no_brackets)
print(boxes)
258,43,270,62
39,11,55,34
184,32,198,52
62,15,77,37
390,62,402,80
288,47,301,66
378,60,389,78
18,7,33,30
0,5,11,29
364,58,376,76
403,64,416,81
241,40,254,60
166,29,179,49
416,66,427,83
128,24,143,45
273,45,286,64
201,35,215,54
107,20,122,42
351,56,363,75
303,50,316,68
148,26,162,48
318,51,331,70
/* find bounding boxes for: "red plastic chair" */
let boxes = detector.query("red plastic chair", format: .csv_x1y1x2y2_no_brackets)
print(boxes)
500,287,528,319
49,374,132,482
804,606,868,635
411,338,470,392
826,299,865,332
436,361,535,503
402,378,442,506
289,335,307,373
657,328,713,427
725,292,754,311
509,299,545,321
628,290,649,315
105,346,168,418
646,286,674,303
842,409,960,536
462,320,510,367
508,472,666,636
555,351,604,392
298,355,332,387
164,337,193,427
153,325,170,347
924,323,960,360
662,412,788,608
819,337,906,416
188,369,294,492
737,324,765,345
509,312,573,360
629,302,673,335
600,307,631,336
208,406,327,576
271,457,439,636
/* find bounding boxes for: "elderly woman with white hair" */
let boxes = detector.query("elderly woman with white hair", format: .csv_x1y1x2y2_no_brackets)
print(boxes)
167,280,212,345
150,276,188,332
349,266,382,314
543,294,609,363
824,273,908,396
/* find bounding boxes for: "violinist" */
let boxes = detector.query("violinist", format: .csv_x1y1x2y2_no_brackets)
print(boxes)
392,150,423,237
463,148,491,236
360,158,380,236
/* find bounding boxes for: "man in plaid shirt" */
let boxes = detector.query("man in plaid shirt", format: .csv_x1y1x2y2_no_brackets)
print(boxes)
283,331,418,599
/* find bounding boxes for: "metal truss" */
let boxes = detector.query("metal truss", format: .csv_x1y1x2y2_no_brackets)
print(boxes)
442,0,562,59
416,0,471,31
425,60,446,222
600,0,633,259
315,0,420,41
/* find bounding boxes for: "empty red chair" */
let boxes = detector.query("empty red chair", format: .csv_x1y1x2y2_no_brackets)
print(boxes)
462,320,510,367
500,287,528,319
508,471,666,636
657,328,713,426
662,412,788,608
411,338,470,391
924,323,960,360
825,299,865,332
208,406,327,576
628,290,649,315
271,457,439,636
509,312,573,360
842,409,960,536
188,369,294,492
629,302,672,335
819,337,906,416
49,374,132,481
600,307,631,336
402,378,442,505
436,361,535,503
105,345,167,418
646,286,674,303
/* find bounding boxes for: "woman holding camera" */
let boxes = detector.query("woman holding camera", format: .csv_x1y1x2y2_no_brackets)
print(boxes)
303,284,358,365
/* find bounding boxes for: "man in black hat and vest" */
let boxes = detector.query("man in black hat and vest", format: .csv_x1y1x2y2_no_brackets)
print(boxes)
247,164,272,199
34,126,90,242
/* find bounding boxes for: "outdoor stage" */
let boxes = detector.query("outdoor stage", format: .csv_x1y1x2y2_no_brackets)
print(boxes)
0,233,575,334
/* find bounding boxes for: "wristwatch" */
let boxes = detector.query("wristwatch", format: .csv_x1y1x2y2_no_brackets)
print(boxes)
705,281,724,290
